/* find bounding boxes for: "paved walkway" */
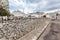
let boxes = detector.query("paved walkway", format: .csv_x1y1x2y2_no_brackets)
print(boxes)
17,21,50,40
38,20,60,40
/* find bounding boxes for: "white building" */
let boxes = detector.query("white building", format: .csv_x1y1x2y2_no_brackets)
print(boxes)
46,12,57,19
29,12,44,18
12,10,29,17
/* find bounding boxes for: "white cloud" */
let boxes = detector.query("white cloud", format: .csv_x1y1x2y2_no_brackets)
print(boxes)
9,0,48,13
9,0,60,13
46,2,60,9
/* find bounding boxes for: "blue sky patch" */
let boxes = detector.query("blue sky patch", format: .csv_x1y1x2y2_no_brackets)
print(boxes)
9,0,60,13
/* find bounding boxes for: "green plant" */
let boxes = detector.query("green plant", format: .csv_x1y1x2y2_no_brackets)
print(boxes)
43,15,46,18
0,7,11,16
28,15,31,17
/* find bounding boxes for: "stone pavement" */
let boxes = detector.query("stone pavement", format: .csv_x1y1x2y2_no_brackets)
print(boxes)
17,21,50,40
38,21,60,40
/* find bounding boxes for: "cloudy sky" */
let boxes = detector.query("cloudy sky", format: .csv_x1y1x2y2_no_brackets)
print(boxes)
9,0,60,13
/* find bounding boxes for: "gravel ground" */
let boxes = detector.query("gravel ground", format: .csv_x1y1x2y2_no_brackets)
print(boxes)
38,21,60,40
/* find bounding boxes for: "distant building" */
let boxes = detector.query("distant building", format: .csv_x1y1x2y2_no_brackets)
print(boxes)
57,10,60,14
0,0,9,11
12,10,29,17
46,12,57,19
29,12,44,18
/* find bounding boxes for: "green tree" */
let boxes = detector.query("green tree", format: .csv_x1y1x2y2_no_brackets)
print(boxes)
0,7,11,16
28,15,31,17
43,15,46,18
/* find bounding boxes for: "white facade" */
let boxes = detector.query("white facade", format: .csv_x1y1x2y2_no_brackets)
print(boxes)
29,12,44,18
12,11,29,17
46,13,56,19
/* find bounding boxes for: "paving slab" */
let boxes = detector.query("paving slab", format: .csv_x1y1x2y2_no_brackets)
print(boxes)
17,21,50,40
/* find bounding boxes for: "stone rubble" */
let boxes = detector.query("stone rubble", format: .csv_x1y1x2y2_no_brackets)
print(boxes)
0,16,45,40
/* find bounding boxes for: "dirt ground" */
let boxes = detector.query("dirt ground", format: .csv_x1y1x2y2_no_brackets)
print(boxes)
38,21,60,40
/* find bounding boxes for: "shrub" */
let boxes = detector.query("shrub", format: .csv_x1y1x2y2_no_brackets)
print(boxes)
0,7,11,16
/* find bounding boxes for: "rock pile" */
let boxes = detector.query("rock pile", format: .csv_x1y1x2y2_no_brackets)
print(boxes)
0,17,45,40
